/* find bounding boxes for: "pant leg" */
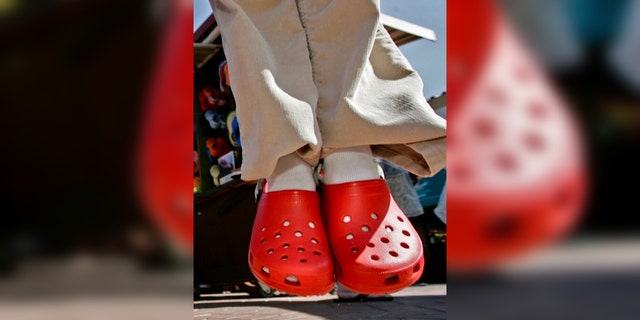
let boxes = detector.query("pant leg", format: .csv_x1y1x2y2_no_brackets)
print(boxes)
210,0,322,181
297,0,446,177
212,0,447,180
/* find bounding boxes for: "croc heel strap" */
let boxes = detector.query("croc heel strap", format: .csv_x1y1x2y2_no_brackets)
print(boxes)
248,190,335,296
322,179,425,294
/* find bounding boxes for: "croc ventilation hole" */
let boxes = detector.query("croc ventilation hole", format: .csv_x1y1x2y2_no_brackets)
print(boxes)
343,216,351,223
402,230,411,237
413,262,421,273
385,225,394,232
261,266,270,277
361,225,369,232
346,234,354,240
283,220,290,227
371,213,378,220
400,242,410,249
308,221,316,228
495,151,518,172
311,238,319,244
295,231,303,237
449,163,472,182
528,101,548,120
473,117,497,139
523,131,545,152
381,237,390,243
285,275,300,286
385,274,400,285
397,216,404,223
486,214,519,240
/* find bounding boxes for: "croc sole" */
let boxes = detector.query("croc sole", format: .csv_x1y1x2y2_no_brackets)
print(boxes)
248,190,335,296
322,179,425,294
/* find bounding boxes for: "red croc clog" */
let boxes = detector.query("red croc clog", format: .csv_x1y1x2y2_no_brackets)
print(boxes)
322,179,424,294
248,190,335,296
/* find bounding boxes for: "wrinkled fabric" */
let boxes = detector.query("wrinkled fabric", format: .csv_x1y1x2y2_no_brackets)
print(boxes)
211,0,446,180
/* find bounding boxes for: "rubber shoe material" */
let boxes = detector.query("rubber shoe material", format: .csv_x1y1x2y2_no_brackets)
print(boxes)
248,190,335,296
322,179,425,294
447,0,587,272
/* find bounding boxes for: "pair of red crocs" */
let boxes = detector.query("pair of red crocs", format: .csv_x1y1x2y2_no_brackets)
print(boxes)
247,179,425,296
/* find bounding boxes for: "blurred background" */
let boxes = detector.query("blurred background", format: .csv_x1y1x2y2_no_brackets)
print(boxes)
447,0,640,320
0,0,193,319
0,0,639,319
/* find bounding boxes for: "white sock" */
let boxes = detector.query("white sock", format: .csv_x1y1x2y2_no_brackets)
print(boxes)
322,146,380,185
266,153,316,192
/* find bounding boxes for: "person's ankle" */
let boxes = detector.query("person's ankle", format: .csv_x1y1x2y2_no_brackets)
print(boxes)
322,146,379,185
267,153,316,192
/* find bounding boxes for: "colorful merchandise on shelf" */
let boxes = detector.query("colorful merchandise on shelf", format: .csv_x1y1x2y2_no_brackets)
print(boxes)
198,86,227,112
209,164,221,186
194,150,199,174
205,136,230,159
204,110,227,130
219,60,231,93
194,177,201,193
226,110,241,148
194,54,242,193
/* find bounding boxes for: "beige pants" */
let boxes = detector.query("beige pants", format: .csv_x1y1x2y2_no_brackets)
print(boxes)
210,0,446,181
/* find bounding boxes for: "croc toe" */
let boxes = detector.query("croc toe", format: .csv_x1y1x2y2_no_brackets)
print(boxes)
248,190,335,296
322,179,425,294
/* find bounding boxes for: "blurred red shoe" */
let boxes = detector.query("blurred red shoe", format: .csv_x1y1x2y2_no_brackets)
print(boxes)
136,0,193,253
447,0,588,273
249,190,335,296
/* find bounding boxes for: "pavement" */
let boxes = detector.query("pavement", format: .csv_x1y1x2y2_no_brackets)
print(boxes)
193,282,446,320
3,235,640,320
